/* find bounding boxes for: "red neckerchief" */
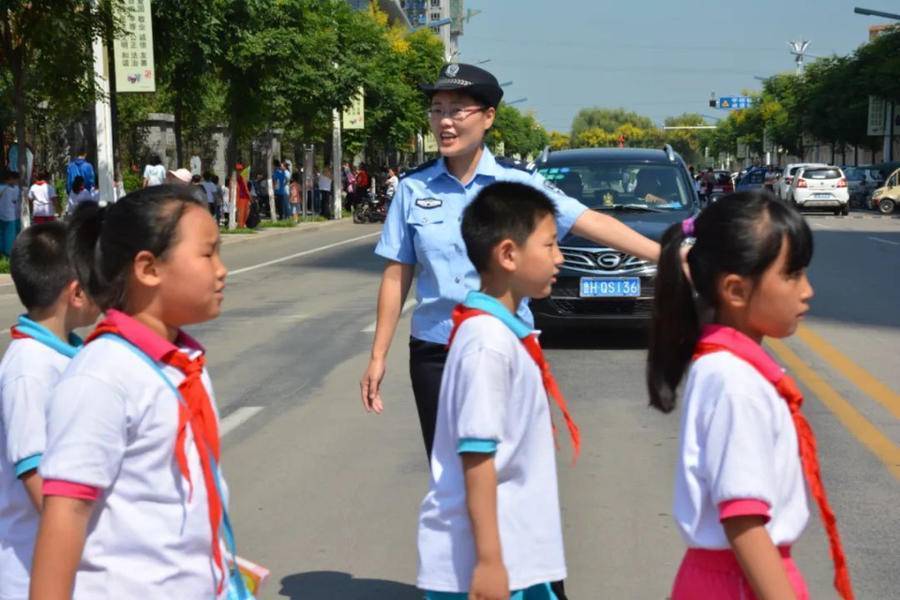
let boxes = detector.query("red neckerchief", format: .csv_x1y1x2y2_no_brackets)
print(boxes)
85,319,226,593
449,305,581,462
10,326,30,340
693,325,853,600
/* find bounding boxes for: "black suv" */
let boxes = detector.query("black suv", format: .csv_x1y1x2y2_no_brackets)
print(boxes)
531,146,698,328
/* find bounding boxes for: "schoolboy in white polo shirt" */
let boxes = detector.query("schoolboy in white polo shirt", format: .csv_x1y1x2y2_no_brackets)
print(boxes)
0,222,98,599
417,182,580,600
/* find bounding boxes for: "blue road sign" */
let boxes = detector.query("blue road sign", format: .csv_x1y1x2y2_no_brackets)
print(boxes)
719,96,753,110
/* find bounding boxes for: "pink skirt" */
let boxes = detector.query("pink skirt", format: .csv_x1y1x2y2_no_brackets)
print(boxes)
672,547,809,600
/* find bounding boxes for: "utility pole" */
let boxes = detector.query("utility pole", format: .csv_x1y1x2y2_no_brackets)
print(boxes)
91,6,115,205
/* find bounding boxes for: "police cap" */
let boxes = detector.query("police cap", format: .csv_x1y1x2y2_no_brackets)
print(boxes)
419,63,504,108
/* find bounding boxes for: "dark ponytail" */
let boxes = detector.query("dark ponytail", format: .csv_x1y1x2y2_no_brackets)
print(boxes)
67,184,205,311
647,192,813,413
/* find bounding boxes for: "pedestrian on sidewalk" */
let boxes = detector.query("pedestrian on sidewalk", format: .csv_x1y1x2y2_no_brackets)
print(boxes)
234,163,251,228
416,182,578,600
273,160,289,221
222,176,232,226
289,172,301,222
0,170,22,256
647,193,853,600
0,222,99,600
65,148,95,196
30,185,235,599
143,155,166,188
360,64,659,600
28,172,58,224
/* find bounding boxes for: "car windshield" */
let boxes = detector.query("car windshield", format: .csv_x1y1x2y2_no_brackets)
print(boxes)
802,168,841,180
843,167,863,180
538,163,691,211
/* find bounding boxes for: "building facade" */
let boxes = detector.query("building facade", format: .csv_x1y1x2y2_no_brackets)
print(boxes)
402,0,463,60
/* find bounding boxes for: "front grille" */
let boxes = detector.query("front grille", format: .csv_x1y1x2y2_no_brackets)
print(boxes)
546,297,654,318
560,246,656,276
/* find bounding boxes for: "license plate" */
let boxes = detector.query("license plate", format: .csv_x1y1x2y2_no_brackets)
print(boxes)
580,277,641,298
813,193,832,198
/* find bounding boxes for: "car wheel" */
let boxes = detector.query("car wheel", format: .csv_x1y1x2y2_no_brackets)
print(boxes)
878,198,896,215
833,208,841,216
841,204,849,216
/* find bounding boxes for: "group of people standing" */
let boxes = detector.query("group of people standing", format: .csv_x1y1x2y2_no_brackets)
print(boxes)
0,149,101,258
0,62,856,600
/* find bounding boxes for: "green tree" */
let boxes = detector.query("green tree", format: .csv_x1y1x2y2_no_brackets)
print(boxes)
662,113,712,165
0,1,113,187
487,103,548,158
151,0,224,166
570,107,655,144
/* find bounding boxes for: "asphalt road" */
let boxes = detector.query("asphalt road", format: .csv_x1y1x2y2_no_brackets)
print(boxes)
0,213,896,599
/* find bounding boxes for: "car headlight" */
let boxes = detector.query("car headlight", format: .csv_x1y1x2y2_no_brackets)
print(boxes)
873,188,884,199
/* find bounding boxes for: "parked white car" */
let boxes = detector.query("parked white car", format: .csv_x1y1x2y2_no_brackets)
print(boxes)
777,162,827,202
790,166,849,215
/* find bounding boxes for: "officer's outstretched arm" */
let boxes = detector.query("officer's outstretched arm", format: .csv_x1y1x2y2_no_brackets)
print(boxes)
571,210,661,263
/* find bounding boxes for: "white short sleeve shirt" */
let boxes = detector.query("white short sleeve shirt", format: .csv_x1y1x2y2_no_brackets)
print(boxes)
143,164,166,186
0,338,73,599
28,182,57,217
673,351,809,549
40,332,229,599
417,315,566,593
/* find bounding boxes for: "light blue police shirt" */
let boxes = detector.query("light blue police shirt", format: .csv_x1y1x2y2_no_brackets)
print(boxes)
375,146,588,345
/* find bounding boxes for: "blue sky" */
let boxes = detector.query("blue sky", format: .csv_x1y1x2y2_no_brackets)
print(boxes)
459,0,898,132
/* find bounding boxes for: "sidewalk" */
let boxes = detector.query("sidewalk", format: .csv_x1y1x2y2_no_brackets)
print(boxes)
221,218,347,246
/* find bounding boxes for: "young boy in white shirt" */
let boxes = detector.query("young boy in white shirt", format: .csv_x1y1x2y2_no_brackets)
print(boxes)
0,222,98,599
417,182,580,600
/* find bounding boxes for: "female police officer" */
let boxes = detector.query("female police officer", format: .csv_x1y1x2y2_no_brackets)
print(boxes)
360,63,659,456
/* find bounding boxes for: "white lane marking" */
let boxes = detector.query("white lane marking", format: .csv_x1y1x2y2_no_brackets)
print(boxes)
869,236,900,247
228,231,380,276
362,298,417,333
220,406,264,437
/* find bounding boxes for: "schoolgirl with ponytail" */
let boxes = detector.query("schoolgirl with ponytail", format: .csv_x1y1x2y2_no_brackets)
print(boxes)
647,192,853,599
30,185,233,599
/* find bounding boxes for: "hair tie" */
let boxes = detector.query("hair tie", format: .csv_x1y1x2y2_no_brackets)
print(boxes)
681,217,696,237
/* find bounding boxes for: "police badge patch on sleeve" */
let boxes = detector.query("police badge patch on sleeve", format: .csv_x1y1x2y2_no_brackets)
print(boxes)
415,198,443,209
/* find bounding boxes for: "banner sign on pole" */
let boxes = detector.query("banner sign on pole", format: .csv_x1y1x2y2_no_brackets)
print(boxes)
114,0,156,92
868,96,887,136
342,88,365,130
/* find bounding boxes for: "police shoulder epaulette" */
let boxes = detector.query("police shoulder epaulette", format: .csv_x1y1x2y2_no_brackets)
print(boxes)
496,157,536,174
400,158,439,179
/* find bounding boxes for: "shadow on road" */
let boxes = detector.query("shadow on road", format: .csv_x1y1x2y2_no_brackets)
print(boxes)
539,324,650,350
278,570,421,599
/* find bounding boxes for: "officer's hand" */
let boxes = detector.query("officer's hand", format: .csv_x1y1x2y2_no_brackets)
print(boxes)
360,357,386,414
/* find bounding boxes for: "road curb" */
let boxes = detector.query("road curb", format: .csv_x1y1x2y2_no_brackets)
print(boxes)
220,219,350,247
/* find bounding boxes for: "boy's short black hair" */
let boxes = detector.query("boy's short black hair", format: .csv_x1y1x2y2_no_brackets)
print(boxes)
462,181,558,273
11,221,75,310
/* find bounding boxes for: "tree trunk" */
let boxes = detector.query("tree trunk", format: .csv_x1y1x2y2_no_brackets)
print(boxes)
12,55,31,228
266,131,277,221
173,96,184,168
226,103,238,230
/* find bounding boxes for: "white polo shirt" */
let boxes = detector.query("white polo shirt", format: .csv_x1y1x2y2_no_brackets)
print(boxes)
417,313,566,593
28,182,57,217
0,337,73,599
40,315,229,599
673,351,809,549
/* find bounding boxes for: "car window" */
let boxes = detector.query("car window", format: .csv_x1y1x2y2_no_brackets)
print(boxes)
802,168,841,179
539,163,691,210
843,167,863,180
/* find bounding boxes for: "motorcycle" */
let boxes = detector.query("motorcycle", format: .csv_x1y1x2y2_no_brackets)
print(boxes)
353,190,390,224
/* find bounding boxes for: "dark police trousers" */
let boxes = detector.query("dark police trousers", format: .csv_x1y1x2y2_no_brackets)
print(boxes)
408,337,569,600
